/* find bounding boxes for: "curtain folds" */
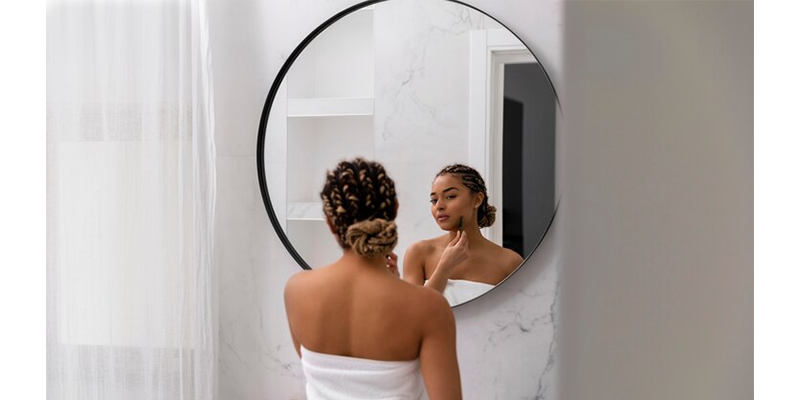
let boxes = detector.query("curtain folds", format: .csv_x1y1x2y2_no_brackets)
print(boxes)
46,0,217,398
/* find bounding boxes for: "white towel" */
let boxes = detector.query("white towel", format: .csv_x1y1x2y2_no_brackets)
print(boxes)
441,279,495,306
301,346,429,400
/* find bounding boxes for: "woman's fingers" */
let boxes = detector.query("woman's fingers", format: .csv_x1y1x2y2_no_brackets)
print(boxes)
457,230,468,246
448,230,461,246
453,231,468,251
386,252,400,276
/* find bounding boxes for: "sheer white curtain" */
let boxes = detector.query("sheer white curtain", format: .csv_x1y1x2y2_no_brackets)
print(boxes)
46,0,217,398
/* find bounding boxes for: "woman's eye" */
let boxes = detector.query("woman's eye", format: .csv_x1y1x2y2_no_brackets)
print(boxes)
446,195,456,200
429,199,437,204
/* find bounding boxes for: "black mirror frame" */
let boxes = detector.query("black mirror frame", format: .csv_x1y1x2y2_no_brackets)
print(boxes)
256,0,561,307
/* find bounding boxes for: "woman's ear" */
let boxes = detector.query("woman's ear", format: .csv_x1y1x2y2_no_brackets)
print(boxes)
473,191,485,208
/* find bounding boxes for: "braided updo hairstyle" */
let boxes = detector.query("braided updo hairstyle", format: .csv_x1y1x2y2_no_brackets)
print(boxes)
320,158,399,258
435,164,496,228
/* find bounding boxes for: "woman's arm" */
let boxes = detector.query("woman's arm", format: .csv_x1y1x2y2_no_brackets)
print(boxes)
402,242,427,286
423,264,450,293
419,293,462,400
283,273,306,358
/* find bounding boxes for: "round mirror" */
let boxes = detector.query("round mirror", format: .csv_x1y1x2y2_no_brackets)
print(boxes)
257,0,559,307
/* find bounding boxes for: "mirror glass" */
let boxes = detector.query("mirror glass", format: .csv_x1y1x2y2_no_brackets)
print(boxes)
260,0,558,307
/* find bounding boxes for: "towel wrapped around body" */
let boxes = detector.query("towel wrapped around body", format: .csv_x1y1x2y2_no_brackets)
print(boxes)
428,279,495,306
301,346,430,400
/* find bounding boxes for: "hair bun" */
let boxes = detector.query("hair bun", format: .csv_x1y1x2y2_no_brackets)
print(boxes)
345,218,398,258
479,204,497,228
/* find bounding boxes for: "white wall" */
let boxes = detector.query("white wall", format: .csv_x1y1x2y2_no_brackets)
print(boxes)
209,0,562,399
559,2,753,399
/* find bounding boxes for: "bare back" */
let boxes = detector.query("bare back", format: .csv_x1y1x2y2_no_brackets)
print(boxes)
285,253,462,399
286,261,435,360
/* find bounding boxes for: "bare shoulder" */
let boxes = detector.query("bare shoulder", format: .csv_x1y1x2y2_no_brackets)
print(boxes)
404,283,451,314
404,240,436,283
284,261,338,291
284,270,314,302
413,287,455,330
501,246,524,265
503,248,524,275
487,241,524,273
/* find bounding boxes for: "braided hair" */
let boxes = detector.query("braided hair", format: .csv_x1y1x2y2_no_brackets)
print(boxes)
320,158,399,258
435,164,496,228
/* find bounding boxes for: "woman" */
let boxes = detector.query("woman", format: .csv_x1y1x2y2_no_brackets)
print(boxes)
403,164,523,305
284,158,462,400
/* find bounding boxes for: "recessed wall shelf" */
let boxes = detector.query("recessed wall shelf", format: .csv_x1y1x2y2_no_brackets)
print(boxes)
287,98,374,117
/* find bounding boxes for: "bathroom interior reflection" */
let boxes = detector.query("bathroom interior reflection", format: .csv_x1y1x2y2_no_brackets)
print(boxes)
260,0,557,307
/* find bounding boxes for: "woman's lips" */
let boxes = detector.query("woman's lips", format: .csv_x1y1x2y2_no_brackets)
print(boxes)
437,215,450,222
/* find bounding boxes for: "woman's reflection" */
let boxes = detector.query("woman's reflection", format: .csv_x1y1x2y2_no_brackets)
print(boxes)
403,164,523,306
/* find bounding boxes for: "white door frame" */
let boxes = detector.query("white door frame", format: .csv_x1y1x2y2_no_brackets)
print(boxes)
469,29,537,244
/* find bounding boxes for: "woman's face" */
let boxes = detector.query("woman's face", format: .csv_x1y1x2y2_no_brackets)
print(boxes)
430,174,480,231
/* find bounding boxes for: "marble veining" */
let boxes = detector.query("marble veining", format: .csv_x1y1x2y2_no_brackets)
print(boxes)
373,0,502,164
534,282,558,400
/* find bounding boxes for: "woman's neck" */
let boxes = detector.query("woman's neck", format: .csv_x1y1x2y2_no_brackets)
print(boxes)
447,226,487,248
337,249,390,272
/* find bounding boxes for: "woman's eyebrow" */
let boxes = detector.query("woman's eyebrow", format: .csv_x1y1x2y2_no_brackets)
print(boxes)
430,187,459,196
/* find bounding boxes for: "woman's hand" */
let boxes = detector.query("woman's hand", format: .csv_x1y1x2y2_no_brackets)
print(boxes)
424,231,469,293
437,231,469,275
386,252,400,277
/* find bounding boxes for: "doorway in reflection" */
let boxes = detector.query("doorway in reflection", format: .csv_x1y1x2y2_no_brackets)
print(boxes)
502,63,556,257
